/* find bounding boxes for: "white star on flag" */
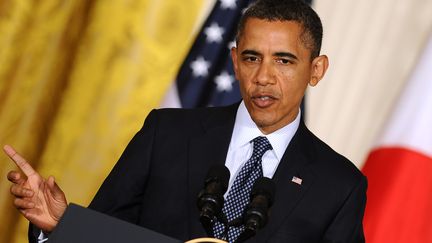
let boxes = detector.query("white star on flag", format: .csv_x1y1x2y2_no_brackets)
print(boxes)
204,22,225,43
292,176,302,185
220,0,237,10
214,71,235,92
190,56,210,77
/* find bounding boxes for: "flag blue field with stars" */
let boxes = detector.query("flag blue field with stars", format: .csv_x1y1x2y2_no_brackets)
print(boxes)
174,0,254,108
170,0,312,108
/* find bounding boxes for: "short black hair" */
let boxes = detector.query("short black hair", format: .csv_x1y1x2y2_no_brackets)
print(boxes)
236,0,323,59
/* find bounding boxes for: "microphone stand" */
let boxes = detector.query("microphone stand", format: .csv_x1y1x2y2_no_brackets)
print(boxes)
214,208,266,242
222,217,249,243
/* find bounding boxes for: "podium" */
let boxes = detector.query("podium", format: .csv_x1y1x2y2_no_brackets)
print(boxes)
48,203,182,243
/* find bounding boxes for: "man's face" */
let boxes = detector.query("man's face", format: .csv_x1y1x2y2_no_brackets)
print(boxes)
232,18,326,134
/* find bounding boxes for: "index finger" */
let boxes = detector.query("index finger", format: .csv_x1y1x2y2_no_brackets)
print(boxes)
3,145,36,177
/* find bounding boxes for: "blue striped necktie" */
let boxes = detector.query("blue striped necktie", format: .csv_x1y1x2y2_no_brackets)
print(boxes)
213,136,272,242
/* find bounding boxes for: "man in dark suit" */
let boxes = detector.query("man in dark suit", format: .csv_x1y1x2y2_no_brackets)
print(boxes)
6,0,367,242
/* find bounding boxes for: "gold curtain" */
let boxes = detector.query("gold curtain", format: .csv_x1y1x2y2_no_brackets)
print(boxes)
0,0,207,242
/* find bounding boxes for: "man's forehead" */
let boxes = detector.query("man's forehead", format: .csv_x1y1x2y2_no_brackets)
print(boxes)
238,19,302,44
240,18,303,40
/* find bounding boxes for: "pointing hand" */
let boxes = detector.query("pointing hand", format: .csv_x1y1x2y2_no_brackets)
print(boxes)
5,145,67,232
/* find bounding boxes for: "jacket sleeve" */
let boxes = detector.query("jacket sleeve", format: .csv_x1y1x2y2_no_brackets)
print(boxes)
27,223,40,243
321,175,368,243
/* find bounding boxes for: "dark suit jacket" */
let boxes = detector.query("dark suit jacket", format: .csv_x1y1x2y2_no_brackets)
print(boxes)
29,103,366,242
87,103,367,242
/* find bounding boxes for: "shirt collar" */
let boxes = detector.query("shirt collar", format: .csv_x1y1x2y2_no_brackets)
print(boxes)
230,101,301,161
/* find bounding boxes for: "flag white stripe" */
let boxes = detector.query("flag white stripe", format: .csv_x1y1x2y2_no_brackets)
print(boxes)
377,35,432,158
160,82,182,108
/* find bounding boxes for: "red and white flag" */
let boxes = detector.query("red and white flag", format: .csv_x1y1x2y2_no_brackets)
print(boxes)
362,35,432,243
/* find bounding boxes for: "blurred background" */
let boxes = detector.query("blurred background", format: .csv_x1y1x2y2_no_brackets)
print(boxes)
0,0,431,242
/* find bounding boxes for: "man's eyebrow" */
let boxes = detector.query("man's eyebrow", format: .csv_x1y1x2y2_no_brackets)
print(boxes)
240,50,299,61
274,52,298,60
241,50,261,56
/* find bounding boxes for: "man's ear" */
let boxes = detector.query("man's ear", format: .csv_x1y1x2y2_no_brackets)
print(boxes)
231,47,239,79
309,55,329,86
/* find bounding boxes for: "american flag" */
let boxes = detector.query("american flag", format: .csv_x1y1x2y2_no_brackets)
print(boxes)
172,0,255,108
165,0,312,108
292,176,303,185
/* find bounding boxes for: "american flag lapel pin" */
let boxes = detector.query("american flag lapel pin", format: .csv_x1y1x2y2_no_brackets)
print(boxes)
291,176,302,185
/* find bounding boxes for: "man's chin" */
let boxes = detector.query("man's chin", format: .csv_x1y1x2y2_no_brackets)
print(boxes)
250,116,275,131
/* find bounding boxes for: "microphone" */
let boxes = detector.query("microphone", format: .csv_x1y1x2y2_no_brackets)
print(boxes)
197,165,230,236
236,177,276,242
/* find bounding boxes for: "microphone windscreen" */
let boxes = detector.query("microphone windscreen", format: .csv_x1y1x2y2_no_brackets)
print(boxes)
205,165,230,192
251,177,276,205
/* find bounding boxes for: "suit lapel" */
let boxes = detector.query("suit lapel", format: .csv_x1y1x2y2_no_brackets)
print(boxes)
187,104,238,238
251,121,317,242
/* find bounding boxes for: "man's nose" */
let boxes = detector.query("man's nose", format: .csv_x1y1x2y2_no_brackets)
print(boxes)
255,62,274,85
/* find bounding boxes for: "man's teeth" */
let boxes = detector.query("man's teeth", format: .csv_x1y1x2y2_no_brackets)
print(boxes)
259,96,270,100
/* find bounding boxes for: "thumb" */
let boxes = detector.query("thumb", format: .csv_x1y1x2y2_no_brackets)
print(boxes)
47,176,66,201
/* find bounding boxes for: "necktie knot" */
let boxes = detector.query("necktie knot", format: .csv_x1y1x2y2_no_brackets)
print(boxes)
251,136,272,160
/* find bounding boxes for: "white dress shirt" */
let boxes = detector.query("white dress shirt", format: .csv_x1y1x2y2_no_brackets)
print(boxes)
224,101,301,195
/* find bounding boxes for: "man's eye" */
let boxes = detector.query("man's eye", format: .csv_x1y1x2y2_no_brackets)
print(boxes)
277,59,292,64
244,56,259,62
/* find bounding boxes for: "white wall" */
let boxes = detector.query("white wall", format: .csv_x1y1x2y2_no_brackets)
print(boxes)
307,0,432,167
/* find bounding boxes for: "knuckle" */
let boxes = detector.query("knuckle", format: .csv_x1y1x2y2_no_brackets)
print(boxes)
9,185,16,194
7,171,23,183
14,198,21,206
6,171,15,181
10,185,23,196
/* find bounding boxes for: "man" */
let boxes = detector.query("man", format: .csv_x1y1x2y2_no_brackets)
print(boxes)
6,0,367,242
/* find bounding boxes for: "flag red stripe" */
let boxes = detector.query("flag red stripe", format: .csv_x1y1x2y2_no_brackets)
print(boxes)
362,147,432,242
